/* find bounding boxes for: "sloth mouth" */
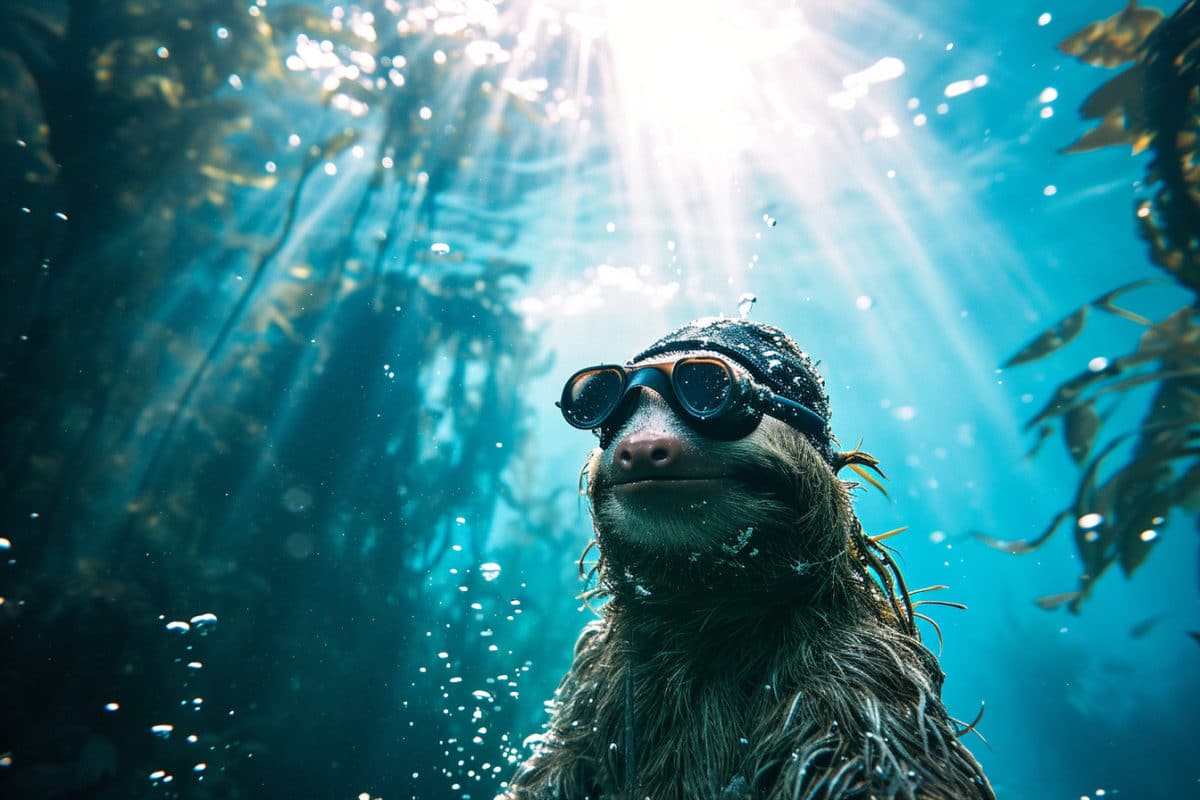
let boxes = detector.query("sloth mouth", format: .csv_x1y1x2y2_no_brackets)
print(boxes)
613,475,732,488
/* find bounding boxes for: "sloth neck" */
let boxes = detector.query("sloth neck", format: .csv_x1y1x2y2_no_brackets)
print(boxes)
604,574,853,670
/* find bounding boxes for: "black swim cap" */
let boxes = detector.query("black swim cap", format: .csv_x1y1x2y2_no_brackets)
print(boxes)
630,317,834,463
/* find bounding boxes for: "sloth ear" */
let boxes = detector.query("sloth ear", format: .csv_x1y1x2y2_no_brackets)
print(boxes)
833,445,889,498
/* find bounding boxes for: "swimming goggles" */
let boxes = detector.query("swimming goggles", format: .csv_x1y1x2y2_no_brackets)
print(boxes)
558,355,828,442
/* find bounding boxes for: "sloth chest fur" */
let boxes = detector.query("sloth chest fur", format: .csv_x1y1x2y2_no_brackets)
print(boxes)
549,617,812,799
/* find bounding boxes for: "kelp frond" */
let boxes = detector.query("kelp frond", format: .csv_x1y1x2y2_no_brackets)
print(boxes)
834,445,890,498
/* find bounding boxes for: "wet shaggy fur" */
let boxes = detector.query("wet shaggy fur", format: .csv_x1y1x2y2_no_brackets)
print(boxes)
501,414,994,799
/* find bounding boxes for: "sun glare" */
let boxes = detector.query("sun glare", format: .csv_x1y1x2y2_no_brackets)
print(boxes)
597,0,813,160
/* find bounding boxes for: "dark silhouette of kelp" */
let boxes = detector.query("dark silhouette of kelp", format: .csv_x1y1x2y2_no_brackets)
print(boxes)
0,1,585,797
974,1,1200,625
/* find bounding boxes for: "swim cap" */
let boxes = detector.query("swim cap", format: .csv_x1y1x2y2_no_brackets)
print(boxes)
631,317,834,462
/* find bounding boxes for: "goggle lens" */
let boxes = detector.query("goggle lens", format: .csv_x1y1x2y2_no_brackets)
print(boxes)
563,367,625,427
671,358,733,418
561,356,827,444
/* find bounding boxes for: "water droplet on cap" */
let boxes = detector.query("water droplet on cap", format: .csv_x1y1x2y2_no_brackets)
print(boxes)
737,293,757,320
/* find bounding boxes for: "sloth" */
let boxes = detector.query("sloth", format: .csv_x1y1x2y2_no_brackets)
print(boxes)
500,318,994,800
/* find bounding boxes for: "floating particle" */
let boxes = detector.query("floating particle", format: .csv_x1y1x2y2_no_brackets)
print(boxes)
149,770,166,780
156,46,170,58
1139,529,1158,542
165,620,190,634
419,106,432,120
762,214,777,227
150,724,174,739
281,486,313,513
1077,513,1103,529
455,516,466,525
1043,185,1057,196
0,754,10,767
1040,106,1054,119
284,532,314,560
855,295,873,311
190,612,218,628
605,221,616,233
323,162,337,176
431,242,450,255
187,661,203,669
1087,357,1109,372
194,763,207,773
0,538,10,550
842,57,906,89
1039,87,1058,103
944,76,987,98
104,702,120,712
1038,12,1052,26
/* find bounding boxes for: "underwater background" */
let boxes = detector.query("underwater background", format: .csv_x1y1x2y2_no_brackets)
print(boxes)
2,0,1199,798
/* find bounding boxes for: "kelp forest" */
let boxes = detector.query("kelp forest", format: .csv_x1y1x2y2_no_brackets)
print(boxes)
1,1,587,797
976,0,1200,627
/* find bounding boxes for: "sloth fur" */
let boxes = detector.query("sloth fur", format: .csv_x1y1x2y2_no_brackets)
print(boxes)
501,345,993,800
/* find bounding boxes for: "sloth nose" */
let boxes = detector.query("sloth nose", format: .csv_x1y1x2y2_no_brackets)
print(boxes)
614,429,682,478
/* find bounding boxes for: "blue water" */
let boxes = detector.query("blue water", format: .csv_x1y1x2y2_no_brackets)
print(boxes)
2,0,1198,798
509,4,1200,794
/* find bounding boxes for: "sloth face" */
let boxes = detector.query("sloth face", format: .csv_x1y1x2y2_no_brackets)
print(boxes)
585,380,831,558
